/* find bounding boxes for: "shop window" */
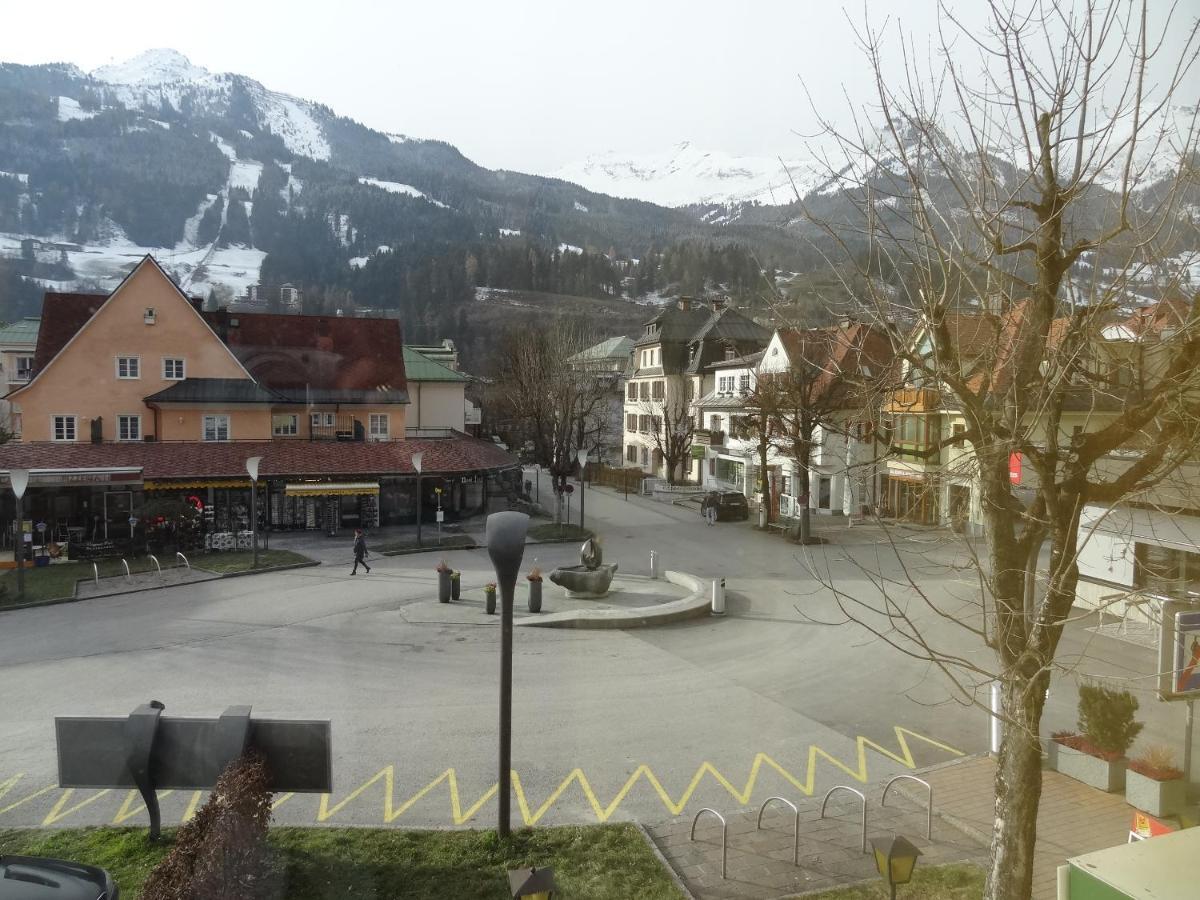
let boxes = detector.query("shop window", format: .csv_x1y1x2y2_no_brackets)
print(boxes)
273,414,298,436
203,414,230,442
162,357,186,380
116,356,140,379
52,415,77,442
369,413,390,439
117,415,141,441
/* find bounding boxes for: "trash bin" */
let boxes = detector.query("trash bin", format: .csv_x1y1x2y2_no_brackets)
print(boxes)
0,855,119,898
712,578,726,615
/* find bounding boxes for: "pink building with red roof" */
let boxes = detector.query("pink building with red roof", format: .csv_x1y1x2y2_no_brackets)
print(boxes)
0,256,516,550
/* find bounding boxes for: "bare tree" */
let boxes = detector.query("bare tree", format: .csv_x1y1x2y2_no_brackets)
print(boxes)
637,393,696,486
494,323,613,523
799,2,1200,897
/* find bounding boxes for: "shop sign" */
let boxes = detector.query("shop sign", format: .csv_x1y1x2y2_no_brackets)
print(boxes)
1009,453,1022,484
0,470,142,488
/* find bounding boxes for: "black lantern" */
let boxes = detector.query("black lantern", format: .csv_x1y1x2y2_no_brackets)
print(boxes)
870,834,921,899
508,865,556,899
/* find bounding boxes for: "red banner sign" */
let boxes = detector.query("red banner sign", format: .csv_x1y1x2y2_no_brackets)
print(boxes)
1009,453,1022,484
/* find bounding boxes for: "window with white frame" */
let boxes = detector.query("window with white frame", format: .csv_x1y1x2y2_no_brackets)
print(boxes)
162,358,185,380
626,414,637,431
739,373,751,394
203,415,230,442
626,445,637,463
272,414,298,436
641,446,649,466
627,382,637,401
651,380,664,400
116,356,140,379
52,415,77,442
311,412,335,428
117,415,141,441
639,381,649,400
369,413,389,439
14,356,33,382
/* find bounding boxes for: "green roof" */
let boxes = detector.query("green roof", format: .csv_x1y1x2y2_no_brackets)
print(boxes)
569,336,634,362
403,346,471,382
0,318,40,345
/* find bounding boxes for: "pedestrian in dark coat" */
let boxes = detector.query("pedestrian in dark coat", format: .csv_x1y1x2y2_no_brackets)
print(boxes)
351,528,371,574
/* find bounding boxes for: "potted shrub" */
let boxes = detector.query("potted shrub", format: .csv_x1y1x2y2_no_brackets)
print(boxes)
450,570,461,602
436,560,451,603
527,566,543,613
1127,744,1186,817
1051,684,1143,792
484,582,497,615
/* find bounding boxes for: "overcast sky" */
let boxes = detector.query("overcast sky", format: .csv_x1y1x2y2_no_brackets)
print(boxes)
1,1,1192,173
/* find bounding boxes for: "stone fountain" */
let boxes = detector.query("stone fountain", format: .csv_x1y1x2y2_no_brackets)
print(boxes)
549,538,618,598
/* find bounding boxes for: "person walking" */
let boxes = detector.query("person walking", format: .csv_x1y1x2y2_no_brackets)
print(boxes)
704,492,718,527
350,528,371,574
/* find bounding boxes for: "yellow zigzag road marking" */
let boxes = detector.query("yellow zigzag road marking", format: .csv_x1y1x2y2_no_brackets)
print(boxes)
315,727,962,825
42,790,111,825
113,789,175,824
0,775,57,816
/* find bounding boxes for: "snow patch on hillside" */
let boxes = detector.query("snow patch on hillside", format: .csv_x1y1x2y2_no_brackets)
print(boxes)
93,48,208,85
558,242,583,255
553,141,824,207
256,90,330,161
499,228,521,237
358,177,449,208
57,96,96,122
229,160,263,192
0,171,29,184
574,200,589,212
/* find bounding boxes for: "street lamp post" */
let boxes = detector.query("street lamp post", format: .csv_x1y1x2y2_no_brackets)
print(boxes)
10,469,28,602
576,448,588,532
245,457,262,568
412,452,424,546
486,510,529,838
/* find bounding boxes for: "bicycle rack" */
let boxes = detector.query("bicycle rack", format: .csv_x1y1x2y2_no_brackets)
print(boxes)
148,554,161,577
91,562,99,587
882,774,933,840
120,558,131,582
690,808,728,879
820,785,868,853
176,552,190,572
756,796,799,866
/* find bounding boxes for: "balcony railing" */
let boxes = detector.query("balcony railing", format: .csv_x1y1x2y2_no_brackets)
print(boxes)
886,387,941,412
310,414,361,441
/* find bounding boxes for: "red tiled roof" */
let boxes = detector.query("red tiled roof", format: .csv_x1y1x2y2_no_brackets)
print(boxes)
202,310,407,394
775,322,895,405
32,292,107,374
0,434,517,479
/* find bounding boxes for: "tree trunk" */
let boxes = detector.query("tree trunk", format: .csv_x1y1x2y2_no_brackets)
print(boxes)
985,675,1047,900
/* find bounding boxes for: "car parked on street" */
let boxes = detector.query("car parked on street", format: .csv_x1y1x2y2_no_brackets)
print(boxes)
699,491,750,522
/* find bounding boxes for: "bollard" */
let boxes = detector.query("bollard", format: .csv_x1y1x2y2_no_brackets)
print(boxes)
711,578,726,615
650,550,660,579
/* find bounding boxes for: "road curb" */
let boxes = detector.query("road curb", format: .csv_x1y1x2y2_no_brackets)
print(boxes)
636,823,698,900
895,752,994,846
0,559,321,613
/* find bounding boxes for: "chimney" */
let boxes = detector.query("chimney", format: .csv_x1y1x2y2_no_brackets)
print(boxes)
711,297,728,311
677,296,692,311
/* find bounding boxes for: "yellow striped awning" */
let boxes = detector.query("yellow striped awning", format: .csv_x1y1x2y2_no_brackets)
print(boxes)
145,479,253,490
285,482,380,498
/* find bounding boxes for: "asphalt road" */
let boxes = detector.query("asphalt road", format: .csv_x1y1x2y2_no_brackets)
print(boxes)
0,475,1180,831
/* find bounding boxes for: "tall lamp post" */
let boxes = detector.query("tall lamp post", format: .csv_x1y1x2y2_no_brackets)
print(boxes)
245,456,262,569
412,452,424,546
10,468,29,602
575,448,588,532
486,510,529,838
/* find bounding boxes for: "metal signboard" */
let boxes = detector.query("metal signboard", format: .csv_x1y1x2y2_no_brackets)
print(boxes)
1156,601,1200,700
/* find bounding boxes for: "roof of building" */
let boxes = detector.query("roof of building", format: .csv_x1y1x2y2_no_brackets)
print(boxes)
203,310,408,398
0,317,41,346
707,349,765,371
402,347,471,383
0,433,517,479
569,336,635,362
32,293,107,373
772,322,896,407
144,378,283,405
634,305,713,346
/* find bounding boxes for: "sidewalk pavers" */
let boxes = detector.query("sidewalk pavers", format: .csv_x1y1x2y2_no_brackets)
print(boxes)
648,754,1141,900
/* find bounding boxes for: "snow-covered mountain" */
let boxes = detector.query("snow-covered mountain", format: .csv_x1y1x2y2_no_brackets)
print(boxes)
552,142,828,208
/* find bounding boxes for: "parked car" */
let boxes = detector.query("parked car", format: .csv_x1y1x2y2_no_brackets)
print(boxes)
0,855,119,898
699,491,750,522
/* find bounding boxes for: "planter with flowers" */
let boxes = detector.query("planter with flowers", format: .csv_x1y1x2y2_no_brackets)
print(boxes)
527,566,543,613
484,582,497,615
1126,744,1186,817
1050,684,1142,793
436,560,452,603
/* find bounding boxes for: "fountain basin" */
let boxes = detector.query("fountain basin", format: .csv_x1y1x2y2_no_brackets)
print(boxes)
548,563,618,598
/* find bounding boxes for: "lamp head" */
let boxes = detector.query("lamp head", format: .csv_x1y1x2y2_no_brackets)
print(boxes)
9,468,29,500
576,448,588,467
412,452,423,475
486,511,529,590
245,456,263,482
870,834,921,886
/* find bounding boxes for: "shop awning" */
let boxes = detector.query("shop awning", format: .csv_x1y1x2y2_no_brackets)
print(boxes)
145,479,252,490
285,482,380,498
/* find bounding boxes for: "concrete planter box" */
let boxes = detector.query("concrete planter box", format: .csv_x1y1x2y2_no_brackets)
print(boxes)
527,580,542,613
1126,769,1186,817
437,570,451,603
1053,741,1126,793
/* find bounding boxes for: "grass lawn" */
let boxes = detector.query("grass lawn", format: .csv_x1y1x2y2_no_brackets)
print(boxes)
528,522,593,541
0,824,685,899
791,863,984,899
0,549,313,607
